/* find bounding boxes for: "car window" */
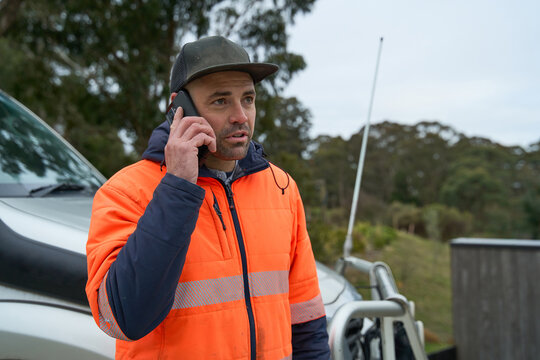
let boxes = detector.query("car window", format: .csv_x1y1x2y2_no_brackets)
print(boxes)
0,93,104,197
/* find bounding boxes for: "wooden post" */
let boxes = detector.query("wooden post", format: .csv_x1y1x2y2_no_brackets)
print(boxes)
451,238,540,360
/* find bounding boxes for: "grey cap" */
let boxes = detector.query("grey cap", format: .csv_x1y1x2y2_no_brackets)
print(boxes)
170,36,279,93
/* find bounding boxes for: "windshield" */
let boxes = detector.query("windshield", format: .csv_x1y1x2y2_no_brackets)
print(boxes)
0,92,105,197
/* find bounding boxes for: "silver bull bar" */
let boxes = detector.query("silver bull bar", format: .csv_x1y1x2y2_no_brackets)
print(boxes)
329,257,428,360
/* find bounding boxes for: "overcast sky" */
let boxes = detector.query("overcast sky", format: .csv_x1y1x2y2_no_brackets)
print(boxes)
283,0,540,148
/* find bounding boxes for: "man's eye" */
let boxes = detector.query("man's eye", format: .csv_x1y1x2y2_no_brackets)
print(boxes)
244,96,254,104
213,98,226,105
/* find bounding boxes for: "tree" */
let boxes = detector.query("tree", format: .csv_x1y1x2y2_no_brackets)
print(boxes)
523,186,540,239
309,135,354,210
422,204,472,242
521,141,540,238
307,120,538,239
0,0,316,176
0,0,22,36
440,167,505,214
344,121,461,206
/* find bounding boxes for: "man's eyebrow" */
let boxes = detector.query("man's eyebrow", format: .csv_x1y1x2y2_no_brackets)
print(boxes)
207,89,256,99
208,91,232,98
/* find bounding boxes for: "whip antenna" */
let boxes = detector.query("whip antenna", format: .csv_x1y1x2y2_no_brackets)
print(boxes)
343,37,384,258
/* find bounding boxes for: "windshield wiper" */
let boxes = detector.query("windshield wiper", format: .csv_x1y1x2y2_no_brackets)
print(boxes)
29,183,87,197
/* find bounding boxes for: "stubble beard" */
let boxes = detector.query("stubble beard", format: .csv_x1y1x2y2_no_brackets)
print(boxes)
214,125,252,160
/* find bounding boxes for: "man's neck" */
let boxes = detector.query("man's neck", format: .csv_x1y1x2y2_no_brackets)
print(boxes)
206,160,239,185
204,155,236,172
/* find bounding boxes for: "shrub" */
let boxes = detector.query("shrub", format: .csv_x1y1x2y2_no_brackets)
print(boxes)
422,204,472,242
354,222,397,251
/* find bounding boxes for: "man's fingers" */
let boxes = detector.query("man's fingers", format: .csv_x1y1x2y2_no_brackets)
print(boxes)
189,132,217,151
207,138,217,153
167,115,216,153
169,107,184,135
164,112,218,183
171,115,209,135
181,120,215,141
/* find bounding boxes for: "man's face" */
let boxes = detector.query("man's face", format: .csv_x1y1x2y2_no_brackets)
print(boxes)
185,71,256,163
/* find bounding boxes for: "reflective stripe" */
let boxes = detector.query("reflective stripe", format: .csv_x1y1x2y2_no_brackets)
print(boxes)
249,270,289,297
280,355,292,360
98,272,131,341
172,275,244,309
290,293,326,325
172,270,289,309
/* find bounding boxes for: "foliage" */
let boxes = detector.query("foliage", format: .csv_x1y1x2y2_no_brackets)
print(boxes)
440,167,505,213
354,222,397,250
0,0,316,177
309,121,540,240
523,185,540,239
388,201,423,233
422,203,472,242
309,135,355,209
309,218,398,264
308,220,346,265
385,202,472,242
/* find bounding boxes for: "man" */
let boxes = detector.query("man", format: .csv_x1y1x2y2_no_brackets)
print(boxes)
86,36,330,359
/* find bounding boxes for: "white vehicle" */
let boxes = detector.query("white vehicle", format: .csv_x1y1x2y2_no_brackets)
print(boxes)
0,90,113,359
0,90,425,359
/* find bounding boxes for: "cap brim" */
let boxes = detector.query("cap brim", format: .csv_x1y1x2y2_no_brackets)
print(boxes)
184,62,279,87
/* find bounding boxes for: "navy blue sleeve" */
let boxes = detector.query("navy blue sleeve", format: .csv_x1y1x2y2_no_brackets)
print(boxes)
105,173,205,340
292,316,331,359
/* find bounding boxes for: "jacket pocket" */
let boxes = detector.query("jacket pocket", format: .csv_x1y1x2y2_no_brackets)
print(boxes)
184,193,232,263
208,192,232,259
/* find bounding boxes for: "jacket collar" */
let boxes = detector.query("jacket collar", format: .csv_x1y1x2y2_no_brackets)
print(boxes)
141,120,269,178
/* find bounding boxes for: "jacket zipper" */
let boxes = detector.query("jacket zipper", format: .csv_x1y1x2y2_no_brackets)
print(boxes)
223,182,256,360
211,192,227,230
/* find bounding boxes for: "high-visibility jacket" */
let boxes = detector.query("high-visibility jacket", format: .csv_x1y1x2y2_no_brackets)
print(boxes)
86,122,329,359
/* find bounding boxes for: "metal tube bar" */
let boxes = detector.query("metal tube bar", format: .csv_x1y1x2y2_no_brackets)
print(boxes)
401,313,428,360
343,256,374,274
373,264,399,299
330,256,427,360
328,300,404,359
381,317,396,360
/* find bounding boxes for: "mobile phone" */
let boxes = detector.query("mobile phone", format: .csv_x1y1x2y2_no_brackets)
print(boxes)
166,90,209,160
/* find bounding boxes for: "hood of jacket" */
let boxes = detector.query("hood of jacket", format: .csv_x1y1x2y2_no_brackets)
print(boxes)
141,120,269,177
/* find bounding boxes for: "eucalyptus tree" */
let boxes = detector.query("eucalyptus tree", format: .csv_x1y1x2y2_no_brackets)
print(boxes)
0,0,316,176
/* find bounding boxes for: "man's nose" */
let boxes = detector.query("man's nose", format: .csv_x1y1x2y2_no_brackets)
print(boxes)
229,101,248,124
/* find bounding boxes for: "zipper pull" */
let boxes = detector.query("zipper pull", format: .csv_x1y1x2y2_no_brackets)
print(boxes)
212,192,227,231
225,184,235,210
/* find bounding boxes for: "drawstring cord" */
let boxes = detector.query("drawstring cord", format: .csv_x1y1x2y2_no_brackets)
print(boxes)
269,164,290,195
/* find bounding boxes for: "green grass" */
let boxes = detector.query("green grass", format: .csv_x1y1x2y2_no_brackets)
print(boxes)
346,231,453,346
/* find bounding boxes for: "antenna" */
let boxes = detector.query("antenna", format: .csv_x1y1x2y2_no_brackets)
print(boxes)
343,37,384,258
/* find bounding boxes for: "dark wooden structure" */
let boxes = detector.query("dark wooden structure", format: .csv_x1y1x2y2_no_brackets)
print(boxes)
451,238,540,360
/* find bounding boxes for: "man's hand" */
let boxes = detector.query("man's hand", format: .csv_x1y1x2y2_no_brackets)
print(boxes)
165,107,217,183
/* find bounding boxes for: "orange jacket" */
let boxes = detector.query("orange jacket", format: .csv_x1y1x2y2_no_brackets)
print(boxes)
86,137,327,359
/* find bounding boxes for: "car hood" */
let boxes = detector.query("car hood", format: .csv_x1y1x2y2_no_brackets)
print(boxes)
0,196,94,254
